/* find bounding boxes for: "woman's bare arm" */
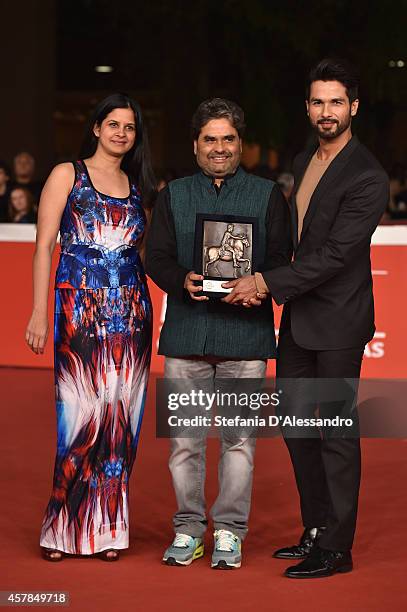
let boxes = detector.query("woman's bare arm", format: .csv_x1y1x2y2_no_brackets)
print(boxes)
25,163,74,354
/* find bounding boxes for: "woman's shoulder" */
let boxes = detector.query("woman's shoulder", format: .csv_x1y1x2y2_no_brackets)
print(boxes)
51,162,76,178
41,163,76,199
46,162,76,187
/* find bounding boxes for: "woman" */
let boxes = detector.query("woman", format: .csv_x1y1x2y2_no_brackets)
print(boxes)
0,160,12,222
8,186,37,223
25,93,155,561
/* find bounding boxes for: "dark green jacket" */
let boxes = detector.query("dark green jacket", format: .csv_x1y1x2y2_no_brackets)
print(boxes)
145,167,292,359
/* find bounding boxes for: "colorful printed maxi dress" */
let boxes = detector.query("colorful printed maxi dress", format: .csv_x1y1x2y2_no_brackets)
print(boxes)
40,161,152,554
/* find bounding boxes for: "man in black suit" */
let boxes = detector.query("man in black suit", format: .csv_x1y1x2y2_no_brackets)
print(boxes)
223,58,389,578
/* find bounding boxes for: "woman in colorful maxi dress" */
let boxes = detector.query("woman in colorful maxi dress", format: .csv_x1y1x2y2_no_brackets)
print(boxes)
25,94,155,561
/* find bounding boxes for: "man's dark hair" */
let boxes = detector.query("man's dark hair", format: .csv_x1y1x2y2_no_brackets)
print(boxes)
306,58,359,103
191,98,246,140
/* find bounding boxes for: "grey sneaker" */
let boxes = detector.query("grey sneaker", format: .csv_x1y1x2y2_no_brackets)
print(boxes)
162,533,204,566
211,529,242,569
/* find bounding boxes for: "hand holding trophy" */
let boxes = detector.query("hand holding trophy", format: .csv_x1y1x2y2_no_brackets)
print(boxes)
194,213,258,299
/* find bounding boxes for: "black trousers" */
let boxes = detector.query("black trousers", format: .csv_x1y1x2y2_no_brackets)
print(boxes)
277,314,364,552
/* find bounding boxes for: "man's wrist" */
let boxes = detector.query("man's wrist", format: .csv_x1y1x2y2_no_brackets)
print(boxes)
254,272,269,295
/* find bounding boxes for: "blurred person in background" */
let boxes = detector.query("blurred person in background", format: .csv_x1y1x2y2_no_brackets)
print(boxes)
391,188,407,220
277,172,294,200
251,147,281,181
156,168,178,191
12,151,43,203
387,163,407,220
25,93,156,562
0,160,11,222
8,186,37,223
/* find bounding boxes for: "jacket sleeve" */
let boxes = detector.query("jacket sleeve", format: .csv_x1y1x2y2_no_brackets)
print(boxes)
145,186,189,297
261,183,293,271
262,170,389,305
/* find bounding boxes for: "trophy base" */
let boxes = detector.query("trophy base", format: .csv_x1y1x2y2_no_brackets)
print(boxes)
200,278,233,299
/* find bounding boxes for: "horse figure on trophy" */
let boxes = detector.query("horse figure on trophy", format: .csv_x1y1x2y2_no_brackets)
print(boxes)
204,224,251,278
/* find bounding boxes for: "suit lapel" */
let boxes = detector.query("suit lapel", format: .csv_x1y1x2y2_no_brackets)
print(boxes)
290,150,314,250
298,135,360,245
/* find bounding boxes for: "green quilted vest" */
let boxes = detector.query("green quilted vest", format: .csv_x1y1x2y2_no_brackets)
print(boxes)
158,167,277,359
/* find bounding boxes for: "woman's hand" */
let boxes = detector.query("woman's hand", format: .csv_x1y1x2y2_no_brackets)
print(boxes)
25,310,49,354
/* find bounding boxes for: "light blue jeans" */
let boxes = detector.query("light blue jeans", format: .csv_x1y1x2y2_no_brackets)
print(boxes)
164,357,266,540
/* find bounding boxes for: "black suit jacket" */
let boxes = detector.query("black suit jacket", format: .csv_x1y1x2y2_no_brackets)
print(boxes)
263,135,389,350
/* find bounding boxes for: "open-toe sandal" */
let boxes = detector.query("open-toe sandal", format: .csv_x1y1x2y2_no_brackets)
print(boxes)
99,549,120,562
41,547,64,562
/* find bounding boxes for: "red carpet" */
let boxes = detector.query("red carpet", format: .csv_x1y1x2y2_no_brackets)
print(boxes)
1,367,406,611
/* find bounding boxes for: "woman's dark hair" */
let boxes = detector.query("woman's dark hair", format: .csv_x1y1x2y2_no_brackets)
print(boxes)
8,187,35,221
306,58,359,103
79,93,157,209
191,98,246,140
0,160,11,178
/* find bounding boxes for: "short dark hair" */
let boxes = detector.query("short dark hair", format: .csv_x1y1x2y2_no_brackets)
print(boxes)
306,58,359,103
191,98,246,140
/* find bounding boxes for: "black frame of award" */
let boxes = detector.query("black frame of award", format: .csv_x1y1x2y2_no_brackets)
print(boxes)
193,213,259,299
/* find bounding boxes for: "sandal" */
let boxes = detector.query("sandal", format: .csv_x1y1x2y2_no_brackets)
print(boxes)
41,547,64,562
99,549,120,562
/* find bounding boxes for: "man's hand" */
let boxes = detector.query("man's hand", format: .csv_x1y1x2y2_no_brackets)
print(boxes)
221,276,267,307
184,271,209,301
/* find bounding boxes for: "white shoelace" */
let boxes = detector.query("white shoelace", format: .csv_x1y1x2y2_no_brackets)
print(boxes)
215,530,237,551
173,533,193,548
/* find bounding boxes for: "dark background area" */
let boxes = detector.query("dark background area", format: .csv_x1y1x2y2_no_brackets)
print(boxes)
1,0,407,176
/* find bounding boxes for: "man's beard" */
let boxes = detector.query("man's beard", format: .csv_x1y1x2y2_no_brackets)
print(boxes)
312,113,352,140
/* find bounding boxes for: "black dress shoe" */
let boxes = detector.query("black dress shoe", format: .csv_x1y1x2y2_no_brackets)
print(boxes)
273,527,325,559
284,546,353,578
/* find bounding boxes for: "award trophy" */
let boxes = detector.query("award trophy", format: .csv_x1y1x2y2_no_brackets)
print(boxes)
194,213,258,299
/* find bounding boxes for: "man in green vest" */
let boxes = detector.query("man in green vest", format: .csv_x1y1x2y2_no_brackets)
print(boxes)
146,98,291,569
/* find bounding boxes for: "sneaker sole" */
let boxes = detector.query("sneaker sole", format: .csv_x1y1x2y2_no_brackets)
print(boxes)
163,545,204,566
211,559,241,570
